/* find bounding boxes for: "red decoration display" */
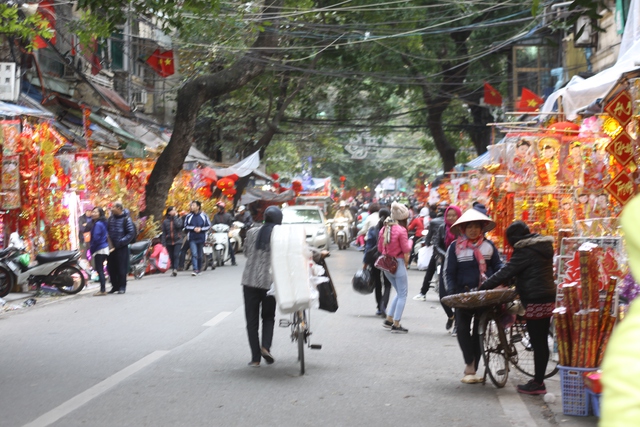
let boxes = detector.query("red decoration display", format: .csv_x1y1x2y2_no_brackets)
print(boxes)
604,171,636,206
604,90,633,126
606,130,635,166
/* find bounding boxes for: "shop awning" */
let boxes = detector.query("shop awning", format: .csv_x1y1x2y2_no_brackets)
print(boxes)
213,150,261,178
541,0,640,119
0,101,53,118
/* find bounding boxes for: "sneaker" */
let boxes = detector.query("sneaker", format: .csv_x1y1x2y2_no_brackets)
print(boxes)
517,380,546,395
382,320,393,329
391,325,409,334
261,348,275,364
413,293,426,301
451,325,457,337
196,272,202,276
231,262,237,266
192,271,198,276
171,269,177,277
94,291,107,296
375,310,383,316
446,316,455,331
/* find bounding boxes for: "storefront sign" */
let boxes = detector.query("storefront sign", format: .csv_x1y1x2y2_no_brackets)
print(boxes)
605,90,633,126
606,130,635,166
605,171,636,206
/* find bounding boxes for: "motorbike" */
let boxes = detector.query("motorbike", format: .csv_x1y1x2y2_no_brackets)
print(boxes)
0,247,85,297
331,218,351,250
129,240,151,280
229,221,246,253
211,223,230,267
408,229,428,267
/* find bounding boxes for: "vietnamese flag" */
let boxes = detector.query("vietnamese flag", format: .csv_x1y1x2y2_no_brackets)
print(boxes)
483,82,502,106
518,87,544,112
146,49,175,77
33,0,56,49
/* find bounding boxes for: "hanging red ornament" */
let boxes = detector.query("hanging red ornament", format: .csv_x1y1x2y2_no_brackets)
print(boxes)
273,182,280,189
227,174,239,182
271,173,280,181
339,176,346,182
216,177,234,190
223,187,237,197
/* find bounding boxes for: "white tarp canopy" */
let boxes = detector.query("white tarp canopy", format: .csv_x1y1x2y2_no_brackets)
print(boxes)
541,0,640,120
213,150,260,178
239,188,295,205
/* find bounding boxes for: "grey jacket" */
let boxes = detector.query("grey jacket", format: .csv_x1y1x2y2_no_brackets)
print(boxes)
241,227,273,290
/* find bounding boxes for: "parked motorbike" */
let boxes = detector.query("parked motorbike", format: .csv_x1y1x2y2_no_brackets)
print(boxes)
0,247,85,297
331,218,351,250
211,223,230,266
129,240,151,280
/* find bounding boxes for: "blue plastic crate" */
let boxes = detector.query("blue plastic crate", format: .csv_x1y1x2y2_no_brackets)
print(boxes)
559,365,598,416
587,390,601,417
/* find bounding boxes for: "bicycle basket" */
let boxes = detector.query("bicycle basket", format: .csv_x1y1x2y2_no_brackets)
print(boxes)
441,288,518,309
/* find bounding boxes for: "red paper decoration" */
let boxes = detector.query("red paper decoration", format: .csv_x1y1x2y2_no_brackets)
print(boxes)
606,131,635,166
291,180,303,195
604,171,636,206
271,173,280,180
339,176,346,182
216,177,234,190
223,187,237,197
547,121,579,136
227,174,239,182
605,90,633,126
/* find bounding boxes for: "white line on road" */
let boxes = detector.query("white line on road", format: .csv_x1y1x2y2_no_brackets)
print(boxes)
22,350,169,427
203,311,232,327
497,387,539,427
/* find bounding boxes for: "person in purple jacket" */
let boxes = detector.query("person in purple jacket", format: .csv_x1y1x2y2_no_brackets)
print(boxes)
378,202,413,333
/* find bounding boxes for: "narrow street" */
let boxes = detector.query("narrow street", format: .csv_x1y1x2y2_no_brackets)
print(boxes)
0,247,597,427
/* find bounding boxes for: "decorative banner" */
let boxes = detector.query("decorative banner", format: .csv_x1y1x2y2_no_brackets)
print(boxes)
604,90,633,126
1,156,20,209
1,120,21,155
606,130,635,166
604,170,636,206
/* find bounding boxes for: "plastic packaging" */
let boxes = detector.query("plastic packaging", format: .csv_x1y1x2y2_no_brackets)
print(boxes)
270,225,312,314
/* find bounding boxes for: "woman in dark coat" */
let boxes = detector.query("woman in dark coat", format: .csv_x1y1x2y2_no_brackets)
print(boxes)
481,221,556,395
161,206,183,277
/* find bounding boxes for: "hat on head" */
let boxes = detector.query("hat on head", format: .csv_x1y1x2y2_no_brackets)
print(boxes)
390,202,409,221
419,207,429,217
506,220,531,246
339,200,347,207
238,205,246,212
450,208,496,235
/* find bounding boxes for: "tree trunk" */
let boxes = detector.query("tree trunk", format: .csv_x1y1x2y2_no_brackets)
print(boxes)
467,103,493,155
142,0,283,220
425,104,457,172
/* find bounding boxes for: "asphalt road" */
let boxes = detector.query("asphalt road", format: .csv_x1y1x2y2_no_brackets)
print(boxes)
0,245,597,427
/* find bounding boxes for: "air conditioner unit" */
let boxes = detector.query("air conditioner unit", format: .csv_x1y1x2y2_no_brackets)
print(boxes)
0,63,19,102
133,90,148,105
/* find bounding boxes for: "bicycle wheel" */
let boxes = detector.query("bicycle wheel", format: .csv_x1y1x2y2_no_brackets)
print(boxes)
53,265,86,295
480,313,509,388
0,266,13,297
510,320,559,379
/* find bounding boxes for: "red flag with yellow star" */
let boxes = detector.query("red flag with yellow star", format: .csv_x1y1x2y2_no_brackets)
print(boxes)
146,49,175,77
518,87,544,112
483,82,502,106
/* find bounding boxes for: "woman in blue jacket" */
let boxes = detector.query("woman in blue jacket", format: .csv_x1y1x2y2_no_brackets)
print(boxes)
444,208,502,384
90,207,110,295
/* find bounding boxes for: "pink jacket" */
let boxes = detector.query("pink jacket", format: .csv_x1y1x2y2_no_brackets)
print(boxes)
378,224,412,258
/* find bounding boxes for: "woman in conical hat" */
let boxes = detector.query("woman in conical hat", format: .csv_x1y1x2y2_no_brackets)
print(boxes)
444,207,502,384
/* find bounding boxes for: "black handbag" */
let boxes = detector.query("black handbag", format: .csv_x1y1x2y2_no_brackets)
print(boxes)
317,259,338,312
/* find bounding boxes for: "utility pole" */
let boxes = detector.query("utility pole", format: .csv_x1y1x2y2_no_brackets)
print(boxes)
123,1,132,105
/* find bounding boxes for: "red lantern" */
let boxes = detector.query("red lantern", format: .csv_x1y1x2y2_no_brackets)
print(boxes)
271,173,280,181
223,187,237,197
547,121,579,136
216,177,234,190
227,174,239,182
198,186,213,199
339,176,346,182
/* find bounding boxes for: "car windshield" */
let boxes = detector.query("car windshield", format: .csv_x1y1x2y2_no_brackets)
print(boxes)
282,209,322,224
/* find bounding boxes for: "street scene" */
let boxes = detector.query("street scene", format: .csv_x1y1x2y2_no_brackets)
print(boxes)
2,1,640,426
1,247,597,427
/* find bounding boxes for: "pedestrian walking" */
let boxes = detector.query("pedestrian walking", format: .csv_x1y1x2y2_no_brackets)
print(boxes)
90,207,109,296
443,208,502,384
78,206,94,256
480,221,556,394
213,202,237,266
379,202,412,333
241,206,282,367
107,202,136,294
162,206,183,277
413,202,451,301
364,207,391,317
184,201,211,276
407,206,429,265
434,206,462,334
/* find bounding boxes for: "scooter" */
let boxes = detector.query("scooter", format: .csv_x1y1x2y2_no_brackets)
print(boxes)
229,221,245,253
211,223,230,267
129,240,151,280
408,230,428,267
331,218,351,250
0,247,85,297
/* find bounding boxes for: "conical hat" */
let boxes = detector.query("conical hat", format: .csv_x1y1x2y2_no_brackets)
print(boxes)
450,208,496,235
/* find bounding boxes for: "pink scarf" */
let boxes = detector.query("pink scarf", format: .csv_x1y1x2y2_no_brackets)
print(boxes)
455,236,487,281
444,205,462,247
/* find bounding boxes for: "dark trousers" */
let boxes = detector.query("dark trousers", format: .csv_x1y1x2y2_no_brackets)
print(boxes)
372,266,391,314
420,252,440,294
456,308,481,369
439,275,454,319
527,316,552,383
107,246,129,291
228,237,236,264
243,285,276,363
94,253,108,292
165,244,180,271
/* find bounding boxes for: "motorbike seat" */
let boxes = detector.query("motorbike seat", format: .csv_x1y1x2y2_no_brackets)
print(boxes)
130,240,151,254
36,250,78,264
0,247,16,259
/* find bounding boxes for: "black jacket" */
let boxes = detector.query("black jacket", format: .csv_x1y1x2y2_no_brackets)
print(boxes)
444,239,502,295
481,235,556,306
107,212,136,249
425,216,444,249
161,215,183,246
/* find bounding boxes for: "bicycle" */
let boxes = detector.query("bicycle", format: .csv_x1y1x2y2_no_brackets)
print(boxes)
479,300,559,387
280,308,321,375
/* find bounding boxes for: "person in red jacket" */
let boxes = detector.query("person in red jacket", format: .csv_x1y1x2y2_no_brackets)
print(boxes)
407,207,428,266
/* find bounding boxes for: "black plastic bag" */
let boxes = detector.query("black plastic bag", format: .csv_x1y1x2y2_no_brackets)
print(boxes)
352,268,375,294
317,259,338,312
